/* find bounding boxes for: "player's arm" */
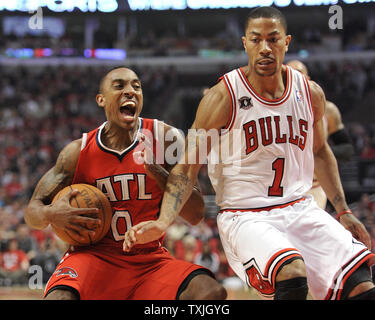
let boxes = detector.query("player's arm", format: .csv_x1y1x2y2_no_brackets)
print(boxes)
141,123,205,225
310,81,371,249
325,101,354,161
25,140,100,235
123,81,231,251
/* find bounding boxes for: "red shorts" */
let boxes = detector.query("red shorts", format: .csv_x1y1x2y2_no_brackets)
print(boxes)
44,245,213,300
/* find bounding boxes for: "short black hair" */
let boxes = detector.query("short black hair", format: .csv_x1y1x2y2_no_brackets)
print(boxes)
98,65,140,93
98,65,123,93
244,6,287,34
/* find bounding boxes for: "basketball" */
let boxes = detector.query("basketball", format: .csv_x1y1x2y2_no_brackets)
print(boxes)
51,184,112,246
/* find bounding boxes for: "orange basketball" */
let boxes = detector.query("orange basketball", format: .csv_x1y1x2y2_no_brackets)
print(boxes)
51,184,112,246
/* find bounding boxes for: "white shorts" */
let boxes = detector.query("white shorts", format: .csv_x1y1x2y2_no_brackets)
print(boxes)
217,196,374,300
306,184,327,210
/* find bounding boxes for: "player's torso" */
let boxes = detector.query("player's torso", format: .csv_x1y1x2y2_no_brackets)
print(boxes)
72,117,163,251
208,65,315,209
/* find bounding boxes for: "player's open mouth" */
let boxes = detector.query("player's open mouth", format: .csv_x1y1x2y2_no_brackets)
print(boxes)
120,101,136,120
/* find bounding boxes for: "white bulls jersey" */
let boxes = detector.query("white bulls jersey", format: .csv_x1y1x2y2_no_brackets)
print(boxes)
208,65,315,209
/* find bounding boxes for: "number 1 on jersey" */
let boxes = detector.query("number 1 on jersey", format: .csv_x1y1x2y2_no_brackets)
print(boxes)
268,158,285,197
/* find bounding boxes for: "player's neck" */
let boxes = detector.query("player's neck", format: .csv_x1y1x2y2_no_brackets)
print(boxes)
102,121,139,151
246,64,287,100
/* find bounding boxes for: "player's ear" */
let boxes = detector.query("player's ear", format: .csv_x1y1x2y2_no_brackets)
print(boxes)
285,35,291,53
96,94,105,108
241,36,247,51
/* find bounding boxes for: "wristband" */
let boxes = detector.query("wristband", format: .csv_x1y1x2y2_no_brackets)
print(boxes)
337,209,353,220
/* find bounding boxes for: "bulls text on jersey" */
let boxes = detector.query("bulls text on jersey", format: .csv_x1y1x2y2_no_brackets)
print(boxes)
243,115,308,155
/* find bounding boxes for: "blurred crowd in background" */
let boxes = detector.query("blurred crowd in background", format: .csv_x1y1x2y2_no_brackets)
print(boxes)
0,60,374,288
0,9,374,57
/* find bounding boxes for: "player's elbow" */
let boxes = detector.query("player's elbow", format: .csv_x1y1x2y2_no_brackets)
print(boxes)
190,203,206,226
179,193,206,225
24,201,50,230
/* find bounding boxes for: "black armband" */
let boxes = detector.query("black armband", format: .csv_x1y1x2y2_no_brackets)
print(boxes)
329,128,351,145
329,128,354,161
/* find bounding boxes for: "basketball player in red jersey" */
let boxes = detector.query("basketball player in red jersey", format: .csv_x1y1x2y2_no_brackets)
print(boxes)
287,59,354,209
24,67,226,300
124,7,375,300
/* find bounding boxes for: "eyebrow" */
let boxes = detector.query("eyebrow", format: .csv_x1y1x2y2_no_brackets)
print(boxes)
111,78,140,84
249,30,281,36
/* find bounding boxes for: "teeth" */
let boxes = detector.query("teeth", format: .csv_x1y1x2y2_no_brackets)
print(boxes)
122,101,135,107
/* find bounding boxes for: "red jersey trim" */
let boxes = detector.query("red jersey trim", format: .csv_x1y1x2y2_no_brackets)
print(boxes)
302,75,314,121
219,197,306,213
237,65,292,106
324,249,375,300
222,74,237,132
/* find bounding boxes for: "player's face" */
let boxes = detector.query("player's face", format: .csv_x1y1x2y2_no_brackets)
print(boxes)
97,68,143,130
242,18,291,77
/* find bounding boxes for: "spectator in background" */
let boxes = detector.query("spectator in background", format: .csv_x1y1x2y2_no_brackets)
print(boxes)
194,241,220,276
181,235,197,264
360,136,375,160
16,224,38,262
189,220,213,243
0,238,29,286
31,237,61,284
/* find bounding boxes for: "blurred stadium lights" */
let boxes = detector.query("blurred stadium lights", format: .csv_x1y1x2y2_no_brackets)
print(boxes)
0,0,118,13
3,48,126,60
1,50,375,70
0,0,374,12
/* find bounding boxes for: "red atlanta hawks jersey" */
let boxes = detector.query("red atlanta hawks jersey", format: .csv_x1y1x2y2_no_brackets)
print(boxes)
207,65,315,209
72,117,164,252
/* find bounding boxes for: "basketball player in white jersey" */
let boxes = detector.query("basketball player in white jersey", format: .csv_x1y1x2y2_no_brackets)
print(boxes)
286,60,354,209
124,7,375,300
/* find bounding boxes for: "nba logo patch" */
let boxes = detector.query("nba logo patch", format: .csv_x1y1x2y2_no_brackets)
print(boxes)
295,89,302,103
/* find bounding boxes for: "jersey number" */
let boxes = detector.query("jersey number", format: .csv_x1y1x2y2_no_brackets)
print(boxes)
268,158,285,197
111,211,132,241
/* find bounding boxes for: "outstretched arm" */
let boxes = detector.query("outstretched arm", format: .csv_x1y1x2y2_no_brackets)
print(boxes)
123,81,231,251
137,125,205,226
310,80,371,249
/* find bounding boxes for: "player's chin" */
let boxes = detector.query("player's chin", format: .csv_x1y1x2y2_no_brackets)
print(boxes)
118,115,139,129
255,66,277,77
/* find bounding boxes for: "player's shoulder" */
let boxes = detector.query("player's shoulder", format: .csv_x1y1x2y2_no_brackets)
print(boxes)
325,100,341,116
193,81,232,130
205,79,231,103
152,119,184,145
54,138,82,175
63,138,82,155
307,80,326,121
324,100,343,132
307,80,325,100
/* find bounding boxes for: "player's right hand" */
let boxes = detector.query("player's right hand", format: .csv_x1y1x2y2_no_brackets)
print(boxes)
339,213,371,250
47,189,101,239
